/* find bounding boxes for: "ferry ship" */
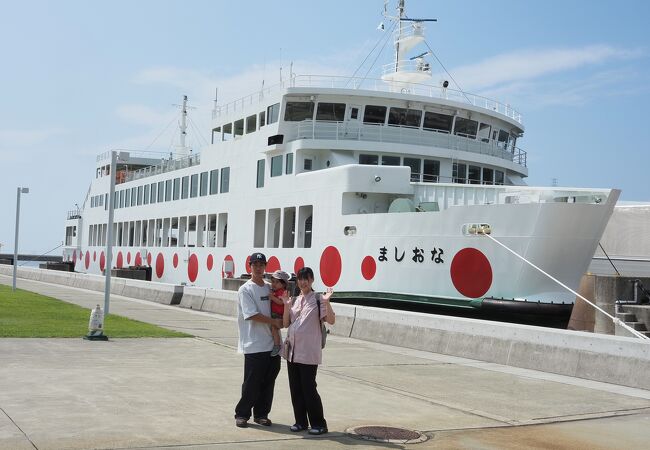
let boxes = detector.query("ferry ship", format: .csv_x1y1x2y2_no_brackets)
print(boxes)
63,1,619,312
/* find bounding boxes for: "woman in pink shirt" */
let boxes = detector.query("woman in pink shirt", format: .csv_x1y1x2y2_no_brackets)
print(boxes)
282,267,335,435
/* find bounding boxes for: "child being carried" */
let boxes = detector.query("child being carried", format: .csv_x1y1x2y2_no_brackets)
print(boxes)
269,270,290,356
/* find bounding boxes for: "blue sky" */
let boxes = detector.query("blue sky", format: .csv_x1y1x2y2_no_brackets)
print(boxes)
1,0,649,254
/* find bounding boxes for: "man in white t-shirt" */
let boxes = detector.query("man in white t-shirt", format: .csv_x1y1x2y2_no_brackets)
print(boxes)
234,252,283,428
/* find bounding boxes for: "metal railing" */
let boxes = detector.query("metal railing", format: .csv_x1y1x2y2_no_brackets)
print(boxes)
118,153,202,185
284,120,527,168
213,74,523,124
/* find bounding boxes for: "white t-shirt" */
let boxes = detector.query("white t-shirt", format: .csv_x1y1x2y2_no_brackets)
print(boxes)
237,279,274,354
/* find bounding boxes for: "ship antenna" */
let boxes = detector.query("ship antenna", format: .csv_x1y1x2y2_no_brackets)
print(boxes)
212,88,218,115
180,95,188,154
172,95,195,157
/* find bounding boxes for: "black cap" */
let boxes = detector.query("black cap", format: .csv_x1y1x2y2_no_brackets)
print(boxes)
249,253,267,264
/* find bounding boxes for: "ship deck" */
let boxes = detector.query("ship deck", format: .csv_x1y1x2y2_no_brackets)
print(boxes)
2,274,650,449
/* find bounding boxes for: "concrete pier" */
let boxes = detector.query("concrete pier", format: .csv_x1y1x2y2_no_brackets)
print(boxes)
2,270,650,448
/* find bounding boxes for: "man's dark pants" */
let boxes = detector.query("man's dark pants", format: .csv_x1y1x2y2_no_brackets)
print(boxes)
235,351,281,420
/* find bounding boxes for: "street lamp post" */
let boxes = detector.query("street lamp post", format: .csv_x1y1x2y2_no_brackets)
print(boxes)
13,187,29,291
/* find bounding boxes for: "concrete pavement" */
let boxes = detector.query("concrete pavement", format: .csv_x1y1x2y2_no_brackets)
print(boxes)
2,274,650,449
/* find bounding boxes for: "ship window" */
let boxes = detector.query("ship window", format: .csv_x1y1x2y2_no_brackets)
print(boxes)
209,170,218,195
173,178,180,200
125,189,130,207
217,213,228,247
200,171,209,196
181,176,189,199
388,107,422,127
283,207,296,248
495,170,505,185
150,183,157,204
170,218,178,247
267,208,281,248
254,209,266,247
423,159,440,182
104,194,108,211
128,222,135,246
453,163,467,183
359,154,378,165
220,167,230,193
256,159,265,188
271,155,283,177
190,174,199,198
468,165,481,184
165,180,172,201
207,214,216,247
137,186,143,205
212,127,221,144
286,153,294,174
482,167,494,184
351,107,359,119
246,114,257,134
404,157,422,182
454,117,478,139
259,111,266,128
316,102,345,121
363,105,387,124
497,129,510,148
284,101,314,121
222,123,233,141
267,103,280,124
234,119,244,137
381,155,400,166
196,215,207,247
144,185,149,205
478,123,491,143
304,159,312,170
188,216,198,247
131,187,137,207
298,205,313,248
158,181,164,202
423,111,453,133
91,197,94,208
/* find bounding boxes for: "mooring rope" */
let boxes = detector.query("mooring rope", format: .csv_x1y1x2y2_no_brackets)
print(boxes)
482,233,649,341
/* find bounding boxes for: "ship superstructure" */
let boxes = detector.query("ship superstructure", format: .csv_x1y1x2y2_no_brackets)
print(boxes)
63,1,618,309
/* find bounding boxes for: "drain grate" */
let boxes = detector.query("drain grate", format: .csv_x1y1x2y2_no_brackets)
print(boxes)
346,425,428,444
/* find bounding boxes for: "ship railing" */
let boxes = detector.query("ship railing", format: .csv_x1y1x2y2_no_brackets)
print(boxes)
413,183,611,208
212,74,522,124
285,120,527,168
66,209,81,220
119,153,202,184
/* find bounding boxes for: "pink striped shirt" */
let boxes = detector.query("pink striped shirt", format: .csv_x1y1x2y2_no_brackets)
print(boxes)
284,291,327,365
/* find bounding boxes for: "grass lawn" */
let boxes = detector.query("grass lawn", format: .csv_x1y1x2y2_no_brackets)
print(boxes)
0,285,190,338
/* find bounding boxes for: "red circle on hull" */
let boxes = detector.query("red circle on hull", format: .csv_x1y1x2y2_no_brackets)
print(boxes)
207,254,214,271
450,248,493,298
156,253,165,279
267,256,281,273
173,253,179,268
294,257,304,275
188,254,199,282
320,246,342,287
99,252,106,272
116,252,123,269
361,256,376,280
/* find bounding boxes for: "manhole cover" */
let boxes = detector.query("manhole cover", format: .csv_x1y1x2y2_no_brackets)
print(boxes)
346,425,428,444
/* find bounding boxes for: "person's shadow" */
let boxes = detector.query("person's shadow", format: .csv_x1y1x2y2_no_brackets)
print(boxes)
253,422,413,448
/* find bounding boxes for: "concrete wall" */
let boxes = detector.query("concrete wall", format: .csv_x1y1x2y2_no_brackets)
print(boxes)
4,265,650,390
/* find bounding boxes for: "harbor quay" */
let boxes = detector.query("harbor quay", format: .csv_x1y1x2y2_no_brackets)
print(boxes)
2,271,650,449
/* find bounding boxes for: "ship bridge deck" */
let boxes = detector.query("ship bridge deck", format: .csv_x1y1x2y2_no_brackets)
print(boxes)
284,120,527,168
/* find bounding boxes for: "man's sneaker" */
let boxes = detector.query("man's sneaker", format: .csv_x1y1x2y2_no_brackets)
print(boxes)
253,417,272,426
271,345,281,357
235,417,248,428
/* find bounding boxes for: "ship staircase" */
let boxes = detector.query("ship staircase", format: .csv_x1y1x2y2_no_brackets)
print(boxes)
615,279,650,337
